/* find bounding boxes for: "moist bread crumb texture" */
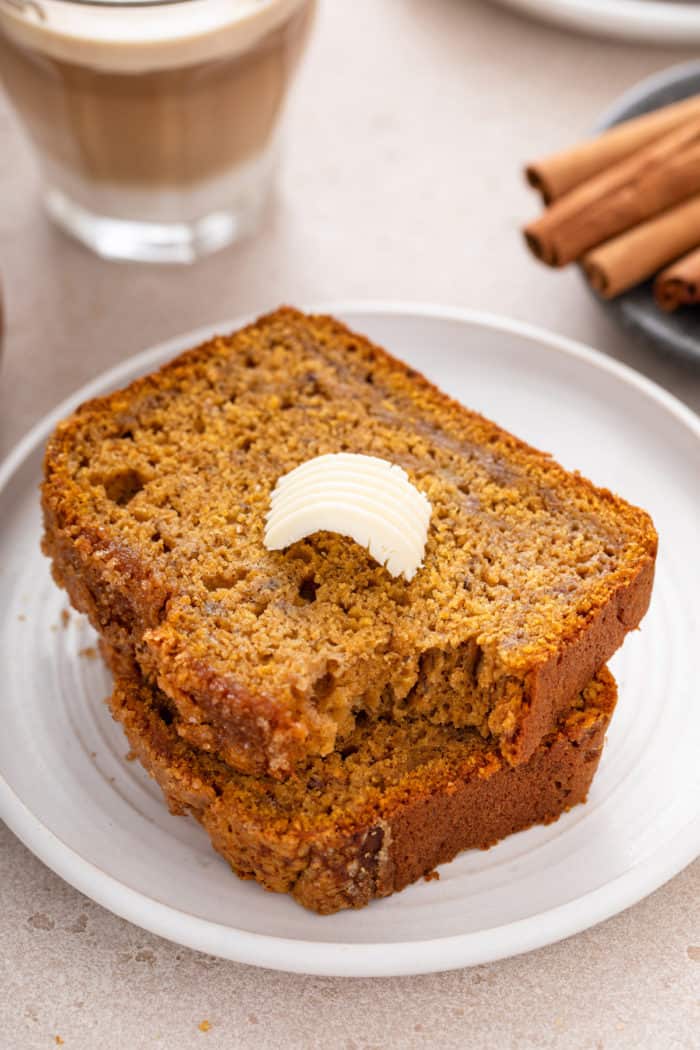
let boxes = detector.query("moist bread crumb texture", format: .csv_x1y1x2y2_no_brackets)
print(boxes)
42,307,657,777
109,665,616,914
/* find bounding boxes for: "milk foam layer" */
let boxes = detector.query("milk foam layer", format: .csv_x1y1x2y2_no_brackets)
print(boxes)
0,0,307,72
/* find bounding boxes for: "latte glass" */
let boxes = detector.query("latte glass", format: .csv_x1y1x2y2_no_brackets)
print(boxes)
0,0,315,262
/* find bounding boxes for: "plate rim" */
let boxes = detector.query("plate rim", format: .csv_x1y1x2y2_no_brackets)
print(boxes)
491,0,700,42
595,59,700,133
1,301,699,977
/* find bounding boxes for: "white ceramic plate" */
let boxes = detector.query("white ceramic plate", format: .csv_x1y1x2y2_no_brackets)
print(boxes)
1,305,699,978
490,0,700,44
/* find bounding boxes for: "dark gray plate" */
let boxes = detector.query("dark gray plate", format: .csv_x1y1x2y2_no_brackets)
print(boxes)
589,60,700,363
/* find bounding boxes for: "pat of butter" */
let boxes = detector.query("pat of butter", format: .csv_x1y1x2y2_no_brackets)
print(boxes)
264,453,432,581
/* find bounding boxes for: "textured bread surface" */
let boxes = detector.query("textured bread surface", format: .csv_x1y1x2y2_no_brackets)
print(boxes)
109,666,616,914
42,307,656,777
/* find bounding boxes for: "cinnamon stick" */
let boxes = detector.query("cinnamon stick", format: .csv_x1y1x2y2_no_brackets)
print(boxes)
583,194,700,300
526,93,700,204
524,118,700,267
654,247,700,311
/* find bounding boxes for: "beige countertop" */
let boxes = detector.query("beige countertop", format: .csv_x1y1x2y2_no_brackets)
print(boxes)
1,2,698,1047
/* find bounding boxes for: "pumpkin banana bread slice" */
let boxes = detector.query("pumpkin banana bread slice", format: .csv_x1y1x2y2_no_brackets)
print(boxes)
42,307,656,778
108,666,617,915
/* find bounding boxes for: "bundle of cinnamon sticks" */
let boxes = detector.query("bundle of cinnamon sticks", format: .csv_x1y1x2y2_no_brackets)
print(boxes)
523,94,700,312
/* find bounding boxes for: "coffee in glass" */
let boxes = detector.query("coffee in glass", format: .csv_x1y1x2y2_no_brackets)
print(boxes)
0,0,315,261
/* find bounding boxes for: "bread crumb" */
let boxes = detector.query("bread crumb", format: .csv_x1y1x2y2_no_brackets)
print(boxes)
55,1038,64,1046
61,609,70,628
424,869,440,882
79,646,97,660
17,614,26,622
28,912,54,931
198,1020,211,1032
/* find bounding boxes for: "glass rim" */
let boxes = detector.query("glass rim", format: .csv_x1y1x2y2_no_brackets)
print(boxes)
2,0,263,10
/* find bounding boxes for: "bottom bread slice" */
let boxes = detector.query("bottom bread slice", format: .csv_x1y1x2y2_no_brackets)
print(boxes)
109,668,616,915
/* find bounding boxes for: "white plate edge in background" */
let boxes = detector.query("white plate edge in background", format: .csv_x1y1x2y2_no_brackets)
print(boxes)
490,0,700,45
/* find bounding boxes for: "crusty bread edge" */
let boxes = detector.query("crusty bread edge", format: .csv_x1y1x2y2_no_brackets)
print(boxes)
511,553,654,764
41,512,300,777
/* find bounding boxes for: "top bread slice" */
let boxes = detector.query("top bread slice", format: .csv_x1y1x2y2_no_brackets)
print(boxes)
42,307,656,778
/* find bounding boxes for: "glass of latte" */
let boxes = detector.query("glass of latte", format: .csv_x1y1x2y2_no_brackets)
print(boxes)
0,0,315,262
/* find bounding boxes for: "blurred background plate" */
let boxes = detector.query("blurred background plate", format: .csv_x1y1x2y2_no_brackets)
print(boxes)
588,61,700,364
491,0,700,44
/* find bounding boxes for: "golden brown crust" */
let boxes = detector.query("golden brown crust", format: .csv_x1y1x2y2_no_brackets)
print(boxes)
43,307,655,777
109,667,616,914
512,553,654,764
